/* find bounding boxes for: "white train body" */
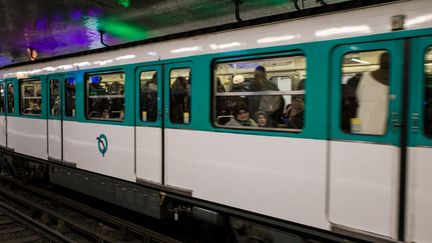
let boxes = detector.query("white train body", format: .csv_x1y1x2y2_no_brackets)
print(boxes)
1,1,432,242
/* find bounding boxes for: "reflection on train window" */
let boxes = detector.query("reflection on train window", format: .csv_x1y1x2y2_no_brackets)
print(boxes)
65,78,76,117
140,71,158,122
0,84,4,113
424,47,432,137
7,83,14,113
340,50,389,135
214,56,305,131
86,72,125,121
170,68,191,124
50,80,60,117
20,79,42,116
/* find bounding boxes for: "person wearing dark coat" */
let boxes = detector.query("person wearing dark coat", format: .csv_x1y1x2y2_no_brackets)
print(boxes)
170,76,188,123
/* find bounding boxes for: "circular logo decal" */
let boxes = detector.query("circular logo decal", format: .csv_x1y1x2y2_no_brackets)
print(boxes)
96,134,108,157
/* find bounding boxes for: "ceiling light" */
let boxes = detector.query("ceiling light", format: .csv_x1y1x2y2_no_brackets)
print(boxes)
257,35,296,44
315,25,371,37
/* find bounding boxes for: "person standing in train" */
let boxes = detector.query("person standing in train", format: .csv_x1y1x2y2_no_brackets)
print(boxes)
343,52,390,134
170,76,188,123
250,66,284,126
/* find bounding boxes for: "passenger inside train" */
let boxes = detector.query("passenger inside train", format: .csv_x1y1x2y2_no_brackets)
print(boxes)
341,51,389,135
214,55,305,131
140,71,158,122
86,73,125,120
170,68,191,124
225,101,257,127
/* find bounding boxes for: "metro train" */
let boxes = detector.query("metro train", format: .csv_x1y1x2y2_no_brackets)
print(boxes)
0,0,432,242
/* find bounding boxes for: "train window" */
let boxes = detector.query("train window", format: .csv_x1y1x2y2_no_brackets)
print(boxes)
50,80,60,117
340,50,389,135
214,56,306,131
65,78,76,117
170,68,191,124
86,72,125,121
0,84,4,113
140,71,158,122
20,79,42,116
7,83,14,113
424,47,432,137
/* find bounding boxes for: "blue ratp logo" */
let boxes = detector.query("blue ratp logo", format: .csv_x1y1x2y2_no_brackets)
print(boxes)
96,134,108,157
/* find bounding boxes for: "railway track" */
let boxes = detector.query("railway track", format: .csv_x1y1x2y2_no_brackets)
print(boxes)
0,199,71,243
0,175,183,243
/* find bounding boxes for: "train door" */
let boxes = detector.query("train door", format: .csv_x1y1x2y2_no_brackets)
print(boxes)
328,40,404,239
0,82,6,147
163,62,192,188
47,75,63,162
135,66,163,184
405,36,432,243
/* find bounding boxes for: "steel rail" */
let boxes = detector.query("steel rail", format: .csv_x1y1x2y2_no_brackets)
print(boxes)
0,199,74,243
0,176,183,243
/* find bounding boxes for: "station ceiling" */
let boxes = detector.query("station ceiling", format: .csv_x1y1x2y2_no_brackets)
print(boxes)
0,0,354,68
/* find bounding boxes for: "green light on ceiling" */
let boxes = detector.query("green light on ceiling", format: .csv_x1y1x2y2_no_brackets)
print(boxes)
99,18,149,40
117,0,130,8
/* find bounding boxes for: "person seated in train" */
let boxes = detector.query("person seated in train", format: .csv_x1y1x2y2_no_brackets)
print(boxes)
342,52,389,134
141,73,158,121
250,65,285,126
170,76,188,123
101,108,111,119
225,102,257,127
281,98,304,129
253,111,271,127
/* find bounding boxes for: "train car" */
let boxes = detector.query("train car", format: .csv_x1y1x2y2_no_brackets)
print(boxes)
0,0,432,242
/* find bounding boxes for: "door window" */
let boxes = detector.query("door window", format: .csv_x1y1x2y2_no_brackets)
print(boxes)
7,83,14,113
140,71,158,122
169,68,191,124
64,78,76,118
214,55,306,131
86,72,125,121
340,50,390,135
50,79,60,117
20,79,42,116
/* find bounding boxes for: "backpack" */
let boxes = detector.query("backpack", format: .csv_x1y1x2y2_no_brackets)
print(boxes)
341,73,362,133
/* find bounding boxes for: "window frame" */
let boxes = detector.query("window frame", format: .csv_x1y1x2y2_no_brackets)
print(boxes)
212,52,307,133
84,71,126,122
19,79,42,116
6,82,14,114
329,40,404,145
49,79,61,118
64,77,76,118
339,49,390,136
169,67,192,125
139,70,158,122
